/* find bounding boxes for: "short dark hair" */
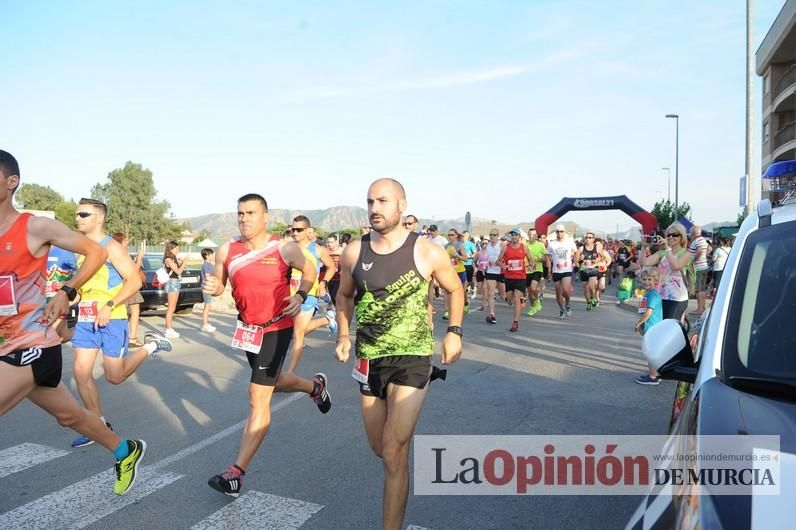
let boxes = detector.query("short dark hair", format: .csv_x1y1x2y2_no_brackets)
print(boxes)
0,150,20,192
340,233,352,244
293,215,311,226
111,232,127,244
201,248,214,260
326,234,338,242
405,214,418,223
237,193,268,211
79,197,108,216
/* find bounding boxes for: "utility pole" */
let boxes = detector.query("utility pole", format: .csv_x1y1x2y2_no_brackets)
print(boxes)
744,0,756,216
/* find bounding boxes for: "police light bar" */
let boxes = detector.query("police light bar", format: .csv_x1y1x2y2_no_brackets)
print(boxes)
761,160,796,193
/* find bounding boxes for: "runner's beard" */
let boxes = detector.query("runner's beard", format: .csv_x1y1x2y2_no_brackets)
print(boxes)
370,214,400,235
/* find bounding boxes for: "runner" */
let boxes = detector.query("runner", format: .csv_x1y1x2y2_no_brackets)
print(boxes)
474,238,489,311
497,228,533,331
335,178,463,530
443,228,470,319
547,224,577,318
525,228,546,317
575,232,600,310
70,198,173,448
616,240,631,279
325,233,343,306
594,238,612,305
483,229,503,324
0,150,146,495
288,215,338,371
461,231,477,300
203,193,330,497
538,233,549,300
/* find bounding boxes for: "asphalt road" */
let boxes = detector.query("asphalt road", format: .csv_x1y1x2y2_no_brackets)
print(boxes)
0,283,675,529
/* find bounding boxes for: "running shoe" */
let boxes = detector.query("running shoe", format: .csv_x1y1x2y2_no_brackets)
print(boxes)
114,439,146,496
164,328,180,339
635,375,661,386
463,304,470,315
478,304,486,312
442,311,449,320
208,465,244,498
144,333,173,359
486,314,497,324
534,299,542,311
201,324,217,333
565,303,572,316
586,300,592,311
510,321,519,332
470,289,477,300
326,309,338,336
311,373,332,414
72,421,113,448
319,293,332,305
559,308,565,319
526,307,535,317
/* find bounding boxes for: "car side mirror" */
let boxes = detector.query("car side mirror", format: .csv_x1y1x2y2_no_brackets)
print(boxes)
642,319,698,383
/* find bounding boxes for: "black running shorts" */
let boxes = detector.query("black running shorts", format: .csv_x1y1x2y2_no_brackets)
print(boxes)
475,270,485,283
245,327,293,386
504,278,526,294
485,272,502,282
552,272,572,283
464,265,474,283
0,345,62,388
580,270,598,282
526,271,542,286
359,355,432,400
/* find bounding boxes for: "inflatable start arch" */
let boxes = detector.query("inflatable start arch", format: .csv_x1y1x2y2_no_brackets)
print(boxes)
534,195,657,236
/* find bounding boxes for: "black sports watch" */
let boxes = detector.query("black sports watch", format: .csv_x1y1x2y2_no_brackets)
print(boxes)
106,300,115,308
446,325,463,337
295,290,308,303
59,285,77,302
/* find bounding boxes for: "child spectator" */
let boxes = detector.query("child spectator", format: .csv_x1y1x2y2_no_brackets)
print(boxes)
200,248,216,333
635,267,663,385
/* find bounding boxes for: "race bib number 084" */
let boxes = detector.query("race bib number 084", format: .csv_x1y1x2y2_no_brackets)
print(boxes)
231,321,264,353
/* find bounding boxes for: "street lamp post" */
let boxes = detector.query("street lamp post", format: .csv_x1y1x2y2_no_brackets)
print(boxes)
665,114,679,216
661,167,671,202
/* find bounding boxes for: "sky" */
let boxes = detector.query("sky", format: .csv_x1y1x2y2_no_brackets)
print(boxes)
1,0,788,233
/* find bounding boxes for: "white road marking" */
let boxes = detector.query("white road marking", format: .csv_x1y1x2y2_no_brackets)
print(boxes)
0,393,304,528
406,525,434,530
0,443,70,479
0,467,183,529
190,491,323,530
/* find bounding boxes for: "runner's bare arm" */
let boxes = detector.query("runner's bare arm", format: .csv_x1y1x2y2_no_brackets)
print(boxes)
28,216,107,325
203,242,229,297
317,246,336,296
334,240,360,363
495,246,507,267
425,241,463,365
105,240,143,306
280,240,316,316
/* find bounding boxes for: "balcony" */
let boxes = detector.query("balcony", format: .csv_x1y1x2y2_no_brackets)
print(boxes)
772,121,796,162
772,64,796,112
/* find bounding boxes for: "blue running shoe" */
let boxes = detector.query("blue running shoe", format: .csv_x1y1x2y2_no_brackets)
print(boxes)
326,309,338,336
72,421,112,448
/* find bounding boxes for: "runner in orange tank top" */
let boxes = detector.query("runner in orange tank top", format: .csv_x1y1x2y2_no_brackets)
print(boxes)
0,150,148,496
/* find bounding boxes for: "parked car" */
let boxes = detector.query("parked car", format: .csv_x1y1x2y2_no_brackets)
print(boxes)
627,160,796,529
132,253,203,313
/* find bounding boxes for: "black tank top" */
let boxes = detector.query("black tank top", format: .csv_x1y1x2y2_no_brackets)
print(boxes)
582,246,598,270
353,232,433,359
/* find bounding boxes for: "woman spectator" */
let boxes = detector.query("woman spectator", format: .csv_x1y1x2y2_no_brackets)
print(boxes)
640,223,691,323
163,240,185,338
475,239,490,311
711,237,731,296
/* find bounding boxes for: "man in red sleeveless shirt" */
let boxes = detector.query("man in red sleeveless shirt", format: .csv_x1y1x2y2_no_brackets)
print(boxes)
202,193,329,498
0,150,147,496
497,227,534,332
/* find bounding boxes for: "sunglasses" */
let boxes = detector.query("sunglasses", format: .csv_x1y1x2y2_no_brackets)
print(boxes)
489,233,498,237
585,236,594,239
76,211,96,218
666,233,680,239
448,233,457,237
291,227,306,233
556,230,564,233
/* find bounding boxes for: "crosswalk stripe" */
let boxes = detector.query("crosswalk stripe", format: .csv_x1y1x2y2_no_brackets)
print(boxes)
0,467,183,529
0,443,70,479
190,491,323,530
406,525,434,530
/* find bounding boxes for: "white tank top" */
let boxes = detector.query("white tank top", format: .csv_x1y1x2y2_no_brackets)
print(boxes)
486,242,502,274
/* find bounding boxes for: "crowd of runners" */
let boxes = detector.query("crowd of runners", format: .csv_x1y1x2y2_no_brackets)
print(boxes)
1,145,732,529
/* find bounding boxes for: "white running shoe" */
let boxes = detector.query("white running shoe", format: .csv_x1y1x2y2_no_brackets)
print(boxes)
164,328,180,339
201,324,217,333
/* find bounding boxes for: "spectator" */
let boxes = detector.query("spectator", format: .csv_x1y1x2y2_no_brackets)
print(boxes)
163,240,185,338
689,225,709,315
711,237,731,296
200,248,216,333
634,267,663,385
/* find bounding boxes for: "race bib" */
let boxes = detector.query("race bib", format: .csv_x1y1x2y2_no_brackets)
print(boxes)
352,356,370,384
507,259,523,272
638,296,647,314
0,275,18,316
77,301,99,323
231,320,264,353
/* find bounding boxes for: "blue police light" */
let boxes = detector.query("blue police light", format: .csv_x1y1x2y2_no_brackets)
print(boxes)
761,160,796,193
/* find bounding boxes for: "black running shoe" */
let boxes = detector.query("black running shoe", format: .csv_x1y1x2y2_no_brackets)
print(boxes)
311,373,332,414
208,466,244,498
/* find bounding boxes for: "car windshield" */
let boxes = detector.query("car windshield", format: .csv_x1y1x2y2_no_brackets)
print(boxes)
141,255,165,271
724,220,796,381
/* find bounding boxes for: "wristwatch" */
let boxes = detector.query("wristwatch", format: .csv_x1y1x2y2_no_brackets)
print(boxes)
296,290,308,303
446,326,463,337
106,300,115,308
59,285,77,302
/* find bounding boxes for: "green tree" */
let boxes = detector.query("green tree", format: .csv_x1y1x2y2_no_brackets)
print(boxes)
14,183,64,211
651,200,692,230
268,221,289,237
192,229,211,245
91,161,184,242
736,210,746,226
54,200,78,226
